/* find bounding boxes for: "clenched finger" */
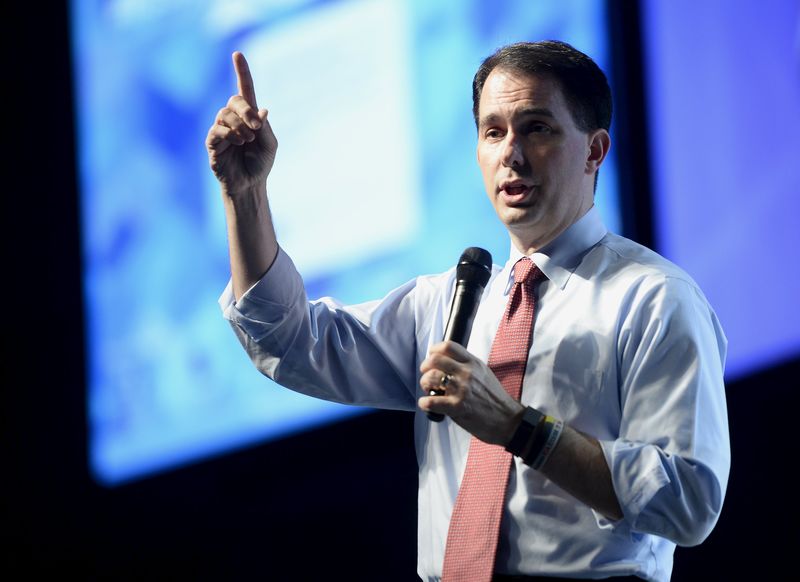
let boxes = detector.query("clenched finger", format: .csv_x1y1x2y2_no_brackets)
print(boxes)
216,108,256,142
418,393,459,416
427,340,472,362
206,124,244,150
420,351,461,375
420,369,446,394
226,95,262,130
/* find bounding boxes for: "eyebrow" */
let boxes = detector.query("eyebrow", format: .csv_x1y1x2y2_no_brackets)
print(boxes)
479,107,556,128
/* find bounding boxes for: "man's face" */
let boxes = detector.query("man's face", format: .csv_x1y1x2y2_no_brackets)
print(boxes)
476,68,603,252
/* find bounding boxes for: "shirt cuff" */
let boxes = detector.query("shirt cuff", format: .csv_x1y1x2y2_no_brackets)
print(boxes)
591,439,671,539
218,247,305,342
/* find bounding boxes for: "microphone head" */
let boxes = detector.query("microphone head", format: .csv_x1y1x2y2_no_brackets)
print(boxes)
456,247,492,288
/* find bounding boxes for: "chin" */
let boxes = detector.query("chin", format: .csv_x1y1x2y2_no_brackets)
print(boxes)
499,207,539,229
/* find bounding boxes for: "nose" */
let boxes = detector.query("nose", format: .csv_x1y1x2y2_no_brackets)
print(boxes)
500,133,524,168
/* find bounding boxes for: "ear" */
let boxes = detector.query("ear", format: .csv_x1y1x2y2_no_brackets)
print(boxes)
585,129,610,175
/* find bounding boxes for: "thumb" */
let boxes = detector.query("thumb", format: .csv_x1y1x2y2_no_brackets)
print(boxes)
256,108,277,149
256,108,273,137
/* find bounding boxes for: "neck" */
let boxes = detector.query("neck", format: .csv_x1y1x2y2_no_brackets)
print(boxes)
510,204,593,256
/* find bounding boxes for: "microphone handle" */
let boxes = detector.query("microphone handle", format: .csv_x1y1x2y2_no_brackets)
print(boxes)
427,284,482,422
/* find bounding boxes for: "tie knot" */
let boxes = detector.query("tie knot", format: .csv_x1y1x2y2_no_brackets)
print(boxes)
513,257,540,286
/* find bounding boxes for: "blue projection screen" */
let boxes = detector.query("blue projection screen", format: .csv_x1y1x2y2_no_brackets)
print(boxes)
72,0,620,485
642,0,800,380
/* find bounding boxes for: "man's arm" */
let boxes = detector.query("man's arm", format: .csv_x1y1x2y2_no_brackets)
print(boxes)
211,52,420,412
418,341,622,520
206,51,278,301
419,273,729,544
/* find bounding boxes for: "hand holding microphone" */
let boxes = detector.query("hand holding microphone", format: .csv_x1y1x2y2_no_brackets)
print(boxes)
427,247,492,422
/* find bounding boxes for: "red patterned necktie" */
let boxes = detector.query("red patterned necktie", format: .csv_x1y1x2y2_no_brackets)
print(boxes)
441,257,542,582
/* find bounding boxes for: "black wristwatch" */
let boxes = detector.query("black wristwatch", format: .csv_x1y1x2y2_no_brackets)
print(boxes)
505,406,543,459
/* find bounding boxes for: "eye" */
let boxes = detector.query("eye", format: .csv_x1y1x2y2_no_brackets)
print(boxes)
484,128,503,140
526,122,552,134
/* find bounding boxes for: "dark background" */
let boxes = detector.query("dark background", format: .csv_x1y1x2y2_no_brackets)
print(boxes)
4,1,797,580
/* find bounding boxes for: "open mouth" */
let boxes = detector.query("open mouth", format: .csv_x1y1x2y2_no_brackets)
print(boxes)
500,184,534,205
504,185,528,196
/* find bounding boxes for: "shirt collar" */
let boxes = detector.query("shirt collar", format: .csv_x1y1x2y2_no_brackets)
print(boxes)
503,206,608,293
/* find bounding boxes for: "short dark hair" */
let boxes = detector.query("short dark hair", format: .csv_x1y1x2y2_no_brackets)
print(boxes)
472,40,612,134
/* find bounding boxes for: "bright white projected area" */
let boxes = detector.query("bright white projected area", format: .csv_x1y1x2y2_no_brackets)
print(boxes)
245,0,419,277
73,0,619,485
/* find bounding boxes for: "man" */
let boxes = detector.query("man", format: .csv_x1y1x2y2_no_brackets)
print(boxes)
209,41,729,581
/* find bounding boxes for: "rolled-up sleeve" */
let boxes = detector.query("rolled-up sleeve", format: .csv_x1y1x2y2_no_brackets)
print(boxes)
595,275,730,547
219,247,420,411
220,247,307,345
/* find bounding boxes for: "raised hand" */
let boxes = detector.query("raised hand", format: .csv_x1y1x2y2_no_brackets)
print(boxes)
206,52,278,195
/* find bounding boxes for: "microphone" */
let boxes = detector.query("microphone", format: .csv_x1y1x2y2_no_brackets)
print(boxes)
428,247,493,422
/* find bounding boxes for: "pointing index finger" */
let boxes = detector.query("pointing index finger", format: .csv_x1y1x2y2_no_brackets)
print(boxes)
233,51,258,109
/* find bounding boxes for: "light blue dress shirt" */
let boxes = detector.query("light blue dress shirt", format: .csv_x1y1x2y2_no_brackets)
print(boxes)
220,207,730,581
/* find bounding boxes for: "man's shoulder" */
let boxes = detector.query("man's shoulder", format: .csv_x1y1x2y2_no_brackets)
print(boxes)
412,266,456,296
593,232,699,289
583,232,718,314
